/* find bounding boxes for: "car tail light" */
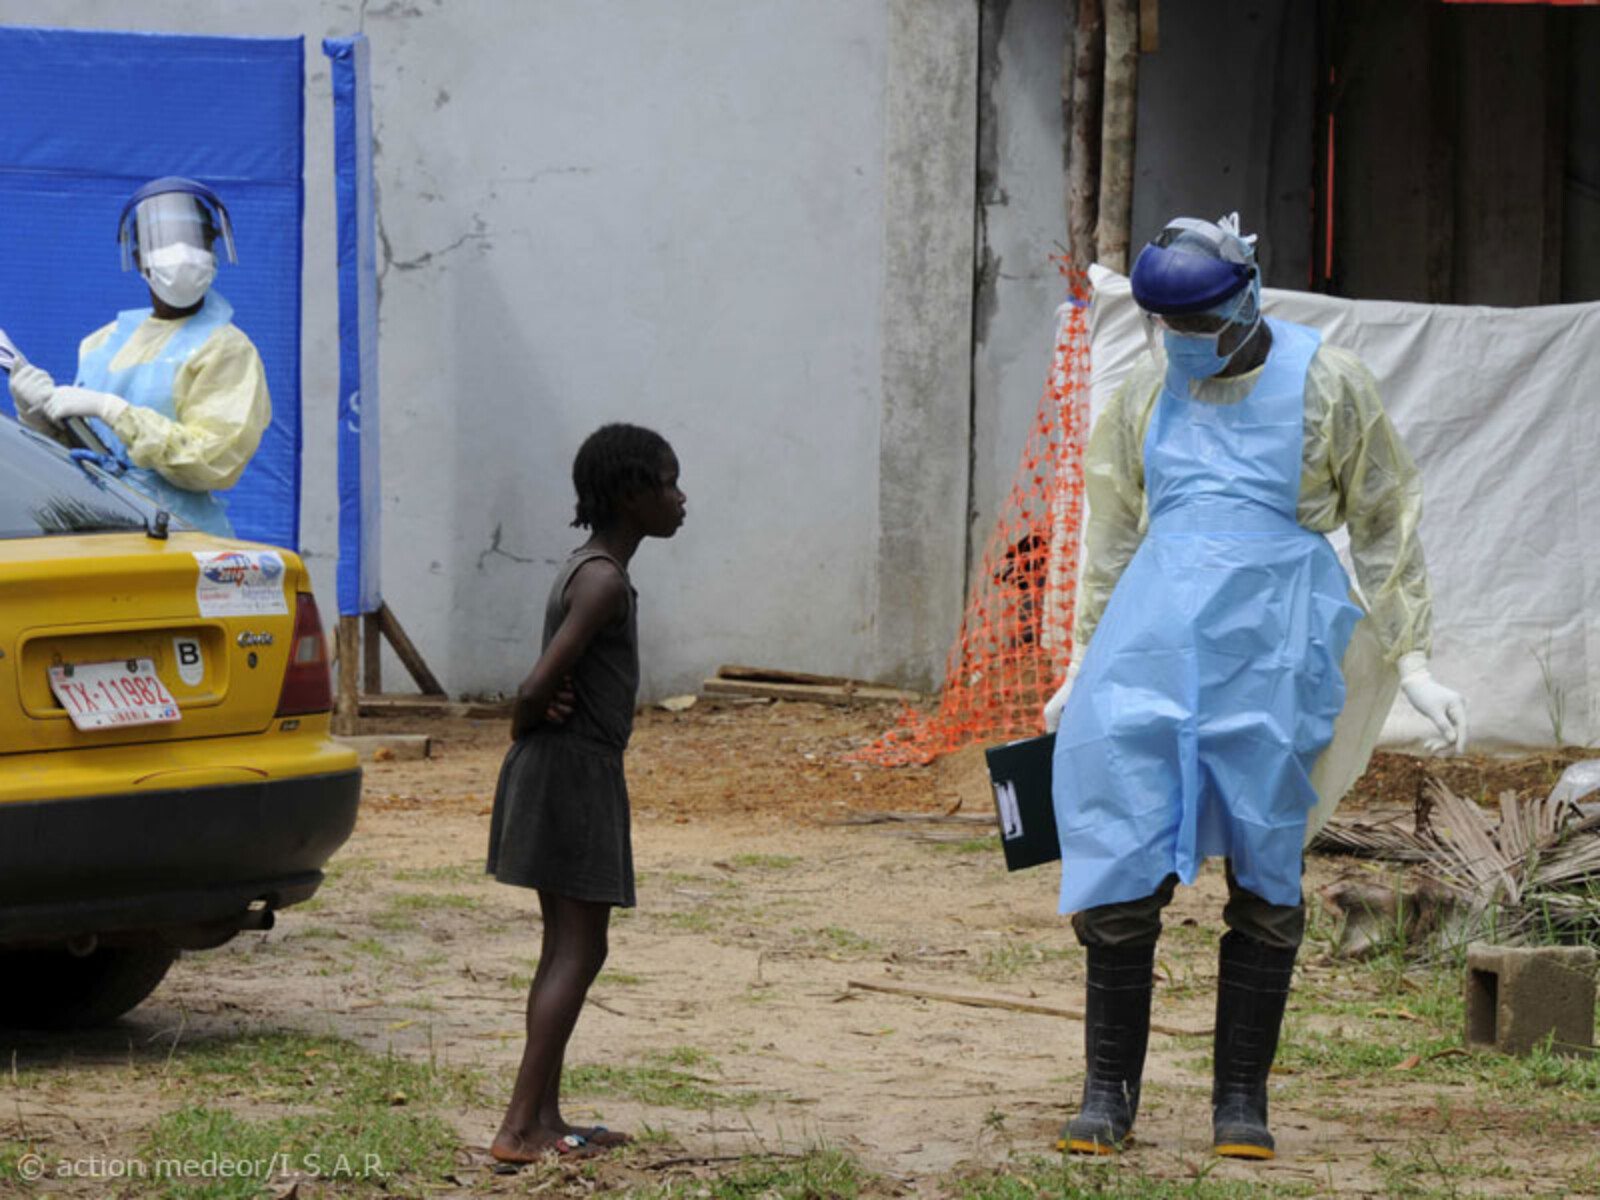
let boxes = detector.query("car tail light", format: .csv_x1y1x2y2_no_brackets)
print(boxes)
275,592,333,716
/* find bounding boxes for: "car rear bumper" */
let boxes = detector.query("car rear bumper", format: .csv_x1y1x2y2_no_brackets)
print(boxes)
0,768,361,944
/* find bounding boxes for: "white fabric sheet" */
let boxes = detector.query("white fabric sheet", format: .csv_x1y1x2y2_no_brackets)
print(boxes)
1078,265,1600,752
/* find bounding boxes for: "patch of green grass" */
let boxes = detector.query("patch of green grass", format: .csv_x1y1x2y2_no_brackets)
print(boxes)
949,1157,1317,1199
729,853,800,871
393,862,481,884
388,891,481,912
791,924,879,956
647,1148,862,1198
171,1032,491,1110
322,855,378,891
90,1033,500,1199
139,1102,454,1199
348,937,398,960
1371,1131,1517,1197
597,969,646,987
666,909,719,933
976,940,1074,981
565,1047,751,1109
925,835,1000,855
0,1141,43,1184
290,925,345,941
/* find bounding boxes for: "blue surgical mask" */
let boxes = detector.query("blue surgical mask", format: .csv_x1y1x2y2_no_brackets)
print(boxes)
1163,329,1232,382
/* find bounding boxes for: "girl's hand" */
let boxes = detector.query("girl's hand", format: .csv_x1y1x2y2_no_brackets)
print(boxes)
545,677,577,725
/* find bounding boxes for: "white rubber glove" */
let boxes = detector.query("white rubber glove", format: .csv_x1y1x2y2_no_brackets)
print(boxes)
1398,651,1468,755
9,356,56,419
1042,660,1081,734
43,386,128,426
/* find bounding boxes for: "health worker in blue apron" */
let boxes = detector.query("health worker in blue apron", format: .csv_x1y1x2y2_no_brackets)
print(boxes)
1041,215,1466,1160
9,177,270,536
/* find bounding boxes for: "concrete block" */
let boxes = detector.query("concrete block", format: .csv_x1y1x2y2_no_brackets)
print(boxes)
1465,943,1597,1056
334,734,432,762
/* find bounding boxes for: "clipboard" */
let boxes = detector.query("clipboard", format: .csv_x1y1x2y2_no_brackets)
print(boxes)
984,731,1061,872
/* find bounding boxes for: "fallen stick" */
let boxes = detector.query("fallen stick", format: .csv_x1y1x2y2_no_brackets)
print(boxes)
846,979,1208,1037
831,812,997,827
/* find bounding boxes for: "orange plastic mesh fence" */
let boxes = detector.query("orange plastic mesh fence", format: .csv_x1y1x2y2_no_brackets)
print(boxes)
857,269,1092,766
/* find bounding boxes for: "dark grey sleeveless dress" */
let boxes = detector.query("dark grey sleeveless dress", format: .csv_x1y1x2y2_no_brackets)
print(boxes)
485,548,638,906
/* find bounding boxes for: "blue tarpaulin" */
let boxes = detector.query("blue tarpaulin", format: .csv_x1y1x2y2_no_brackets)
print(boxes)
324,35,382,617
0,25,303,549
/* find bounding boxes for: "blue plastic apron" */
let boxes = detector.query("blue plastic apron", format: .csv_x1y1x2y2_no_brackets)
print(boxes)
76,291,236,536
1052,318,1361,911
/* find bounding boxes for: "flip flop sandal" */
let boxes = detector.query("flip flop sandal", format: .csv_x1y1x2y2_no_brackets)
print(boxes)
488,1132,594,1174
582,1126,630,1147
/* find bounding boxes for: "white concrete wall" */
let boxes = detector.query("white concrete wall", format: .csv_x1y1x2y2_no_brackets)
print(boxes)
17,1,979,699
969,0,1072,586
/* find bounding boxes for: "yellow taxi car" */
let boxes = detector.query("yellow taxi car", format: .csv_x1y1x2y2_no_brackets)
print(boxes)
0,415,361,1027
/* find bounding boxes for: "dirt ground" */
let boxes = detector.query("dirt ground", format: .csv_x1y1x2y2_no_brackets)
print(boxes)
4,700,1598,1197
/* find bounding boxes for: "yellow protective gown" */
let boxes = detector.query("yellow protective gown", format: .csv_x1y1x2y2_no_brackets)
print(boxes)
1075,343,1432,837
78,315,270,493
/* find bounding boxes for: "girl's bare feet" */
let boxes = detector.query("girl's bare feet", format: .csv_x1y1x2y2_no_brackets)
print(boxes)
489,1128,597,1164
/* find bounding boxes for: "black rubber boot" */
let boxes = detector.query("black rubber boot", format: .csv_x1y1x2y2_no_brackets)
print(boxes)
1211,931,1297,1160
1059,943,1155,1154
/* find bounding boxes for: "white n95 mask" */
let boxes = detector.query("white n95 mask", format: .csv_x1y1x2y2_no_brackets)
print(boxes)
142,243,217,309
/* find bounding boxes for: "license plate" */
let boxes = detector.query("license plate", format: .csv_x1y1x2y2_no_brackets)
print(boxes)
48,659,181,731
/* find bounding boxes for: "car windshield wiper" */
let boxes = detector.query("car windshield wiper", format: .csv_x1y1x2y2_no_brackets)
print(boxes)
60,449,171,538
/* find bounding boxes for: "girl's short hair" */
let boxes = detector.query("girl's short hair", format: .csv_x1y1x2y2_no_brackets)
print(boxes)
571,423,673,529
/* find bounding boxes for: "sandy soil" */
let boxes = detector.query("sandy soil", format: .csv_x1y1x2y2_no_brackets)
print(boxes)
4,702,1597,1197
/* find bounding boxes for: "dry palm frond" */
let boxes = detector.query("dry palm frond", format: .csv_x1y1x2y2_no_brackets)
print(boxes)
1309,815,1430,862
1414,778,1600,943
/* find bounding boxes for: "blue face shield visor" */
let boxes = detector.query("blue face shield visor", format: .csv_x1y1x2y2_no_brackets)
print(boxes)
1130,217,1264,383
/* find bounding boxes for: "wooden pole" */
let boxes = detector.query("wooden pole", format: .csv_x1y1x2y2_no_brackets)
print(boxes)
362,611,382,695
1067,0,1104,274
376,602,446,697
334,615,360,735
1097,0,1139,273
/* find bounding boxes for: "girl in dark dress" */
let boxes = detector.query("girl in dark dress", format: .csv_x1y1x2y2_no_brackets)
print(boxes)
486,423,685,1164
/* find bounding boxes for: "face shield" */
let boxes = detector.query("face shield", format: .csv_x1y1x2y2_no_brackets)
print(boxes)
1129,213,1263,382
117,183,237,273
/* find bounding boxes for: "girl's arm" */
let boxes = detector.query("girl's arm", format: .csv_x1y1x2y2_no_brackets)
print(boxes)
510,560,630,740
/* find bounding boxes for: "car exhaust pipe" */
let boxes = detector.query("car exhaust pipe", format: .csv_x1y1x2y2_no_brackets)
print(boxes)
238,905,276,932
65,934,99,957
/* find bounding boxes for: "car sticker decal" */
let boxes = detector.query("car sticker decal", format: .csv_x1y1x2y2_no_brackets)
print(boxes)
193,550,290,618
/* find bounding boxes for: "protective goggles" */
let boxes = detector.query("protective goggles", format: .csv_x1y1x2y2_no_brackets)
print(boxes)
1145,284,1254,338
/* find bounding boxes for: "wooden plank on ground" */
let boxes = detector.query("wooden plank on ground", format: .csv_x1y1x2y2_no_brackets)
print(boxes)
846,979,1207,1037
716,664,857,687
359,694,509,720
702,677,920,706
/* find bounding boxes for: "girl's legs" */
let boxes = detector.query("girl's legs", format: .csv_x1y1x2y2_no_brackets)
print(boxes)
491,891,614,1161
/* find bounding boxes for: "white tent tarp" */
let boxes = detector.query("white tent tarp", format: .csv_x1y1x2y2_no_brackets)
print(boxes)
1082,266,1600,753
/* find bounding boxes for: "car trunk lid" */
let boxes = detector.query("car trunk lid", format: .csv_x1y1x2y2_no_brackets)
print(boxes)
1,535,305,754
